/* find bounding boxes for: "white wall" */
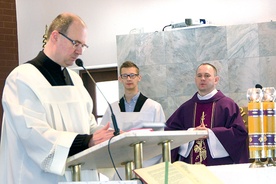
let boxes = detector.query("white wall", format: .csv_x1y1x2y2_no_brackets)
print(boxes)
16,0,276,67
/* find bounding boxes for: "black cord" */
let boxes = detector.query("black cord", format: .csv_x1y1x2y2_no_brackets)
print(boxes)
107,136,144,183
107,135,122,180
162,24,172,31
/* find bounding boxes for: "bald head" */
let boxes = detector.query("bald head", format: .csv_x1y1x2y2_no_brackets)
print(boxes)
46,13,86,41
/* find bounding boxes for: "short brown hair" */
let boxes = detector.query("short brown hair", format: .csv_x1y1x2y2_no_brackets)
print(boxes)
119,61,139,75
196,63,218,76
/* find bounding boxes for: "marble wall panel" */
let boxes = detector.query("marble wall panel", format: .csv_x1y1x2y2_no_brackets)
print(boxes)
164,29,197,64
134,32,166,66
117,21,276,120
228,57,260,93
227,24,259,59
196,26,227,61
258,22,276,57
166,63,196,97
116,34,136,64
259,56,276,87
139,64,167,98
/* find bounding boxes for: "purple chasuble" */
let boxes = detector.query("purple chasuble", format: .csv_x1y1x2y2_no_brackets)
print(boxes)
165,90,249,166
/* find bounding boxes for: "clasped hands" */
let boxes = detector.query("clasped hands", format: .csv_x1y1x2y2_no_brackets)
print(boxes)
195,122,209,140
88,122,124,147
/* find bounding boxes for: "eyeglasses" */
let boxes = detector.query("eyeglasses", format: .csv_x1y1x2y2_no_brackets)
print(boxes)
58,32,89,51
120,73,139,79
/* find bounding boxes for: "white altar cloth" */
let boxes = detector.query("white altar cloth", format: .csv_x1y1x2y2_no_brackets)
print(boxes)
207,163,276,184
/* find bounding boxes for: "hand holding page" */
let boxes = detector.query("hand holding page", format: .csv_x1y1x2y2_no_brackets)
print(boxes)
134,161,223,184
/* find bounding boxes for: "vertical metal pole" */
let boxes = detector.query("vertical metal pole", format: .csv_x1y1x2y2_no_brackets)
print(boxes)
122,161,134,180
130,141,145,172
133,142,144,169
69,164,82,181
159,140,172,162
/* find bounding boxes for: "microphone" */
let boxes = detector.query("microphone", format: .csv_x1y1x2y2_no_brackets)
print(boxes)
255,84,263,89
75,59,120,136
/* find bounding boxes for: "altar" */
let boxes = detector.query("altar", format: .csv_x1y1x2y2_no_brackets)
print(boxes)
207,163,276,184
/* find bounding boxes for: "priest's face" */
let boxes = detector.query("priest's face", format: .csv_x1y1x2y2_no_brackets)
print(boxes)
195,64,219,96
57,21,88,67
119,67,141,92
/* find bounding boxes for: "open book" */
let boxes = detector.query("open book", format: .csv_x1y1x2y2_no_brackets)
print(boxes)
134,161,223,184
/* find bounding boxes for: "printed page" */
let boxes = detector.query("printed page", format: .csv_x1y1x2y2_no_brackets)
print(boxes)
173,161,223,184
134,162,197,184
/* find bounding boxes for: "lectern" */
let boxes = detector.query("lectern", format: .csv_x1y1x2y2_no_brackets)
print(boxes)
66,130,207,181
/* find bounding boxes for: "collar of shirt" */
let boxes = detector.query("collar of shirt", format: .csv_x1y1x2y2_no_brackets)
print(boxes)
124,92,140,112
197,89,218,100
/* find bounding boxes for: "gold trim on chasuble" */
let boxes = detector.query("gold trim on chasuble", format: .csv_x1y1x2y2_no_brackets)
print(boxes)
192,102,216,164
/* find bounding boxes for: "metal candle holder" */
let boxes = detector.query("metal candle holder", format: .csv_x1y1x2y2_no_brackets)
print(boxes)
262,87,276,166
247,88,266,168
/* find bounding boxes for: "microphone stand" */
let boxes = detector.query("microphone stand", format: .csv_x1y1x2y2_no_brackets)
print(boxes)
77,61,120,136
